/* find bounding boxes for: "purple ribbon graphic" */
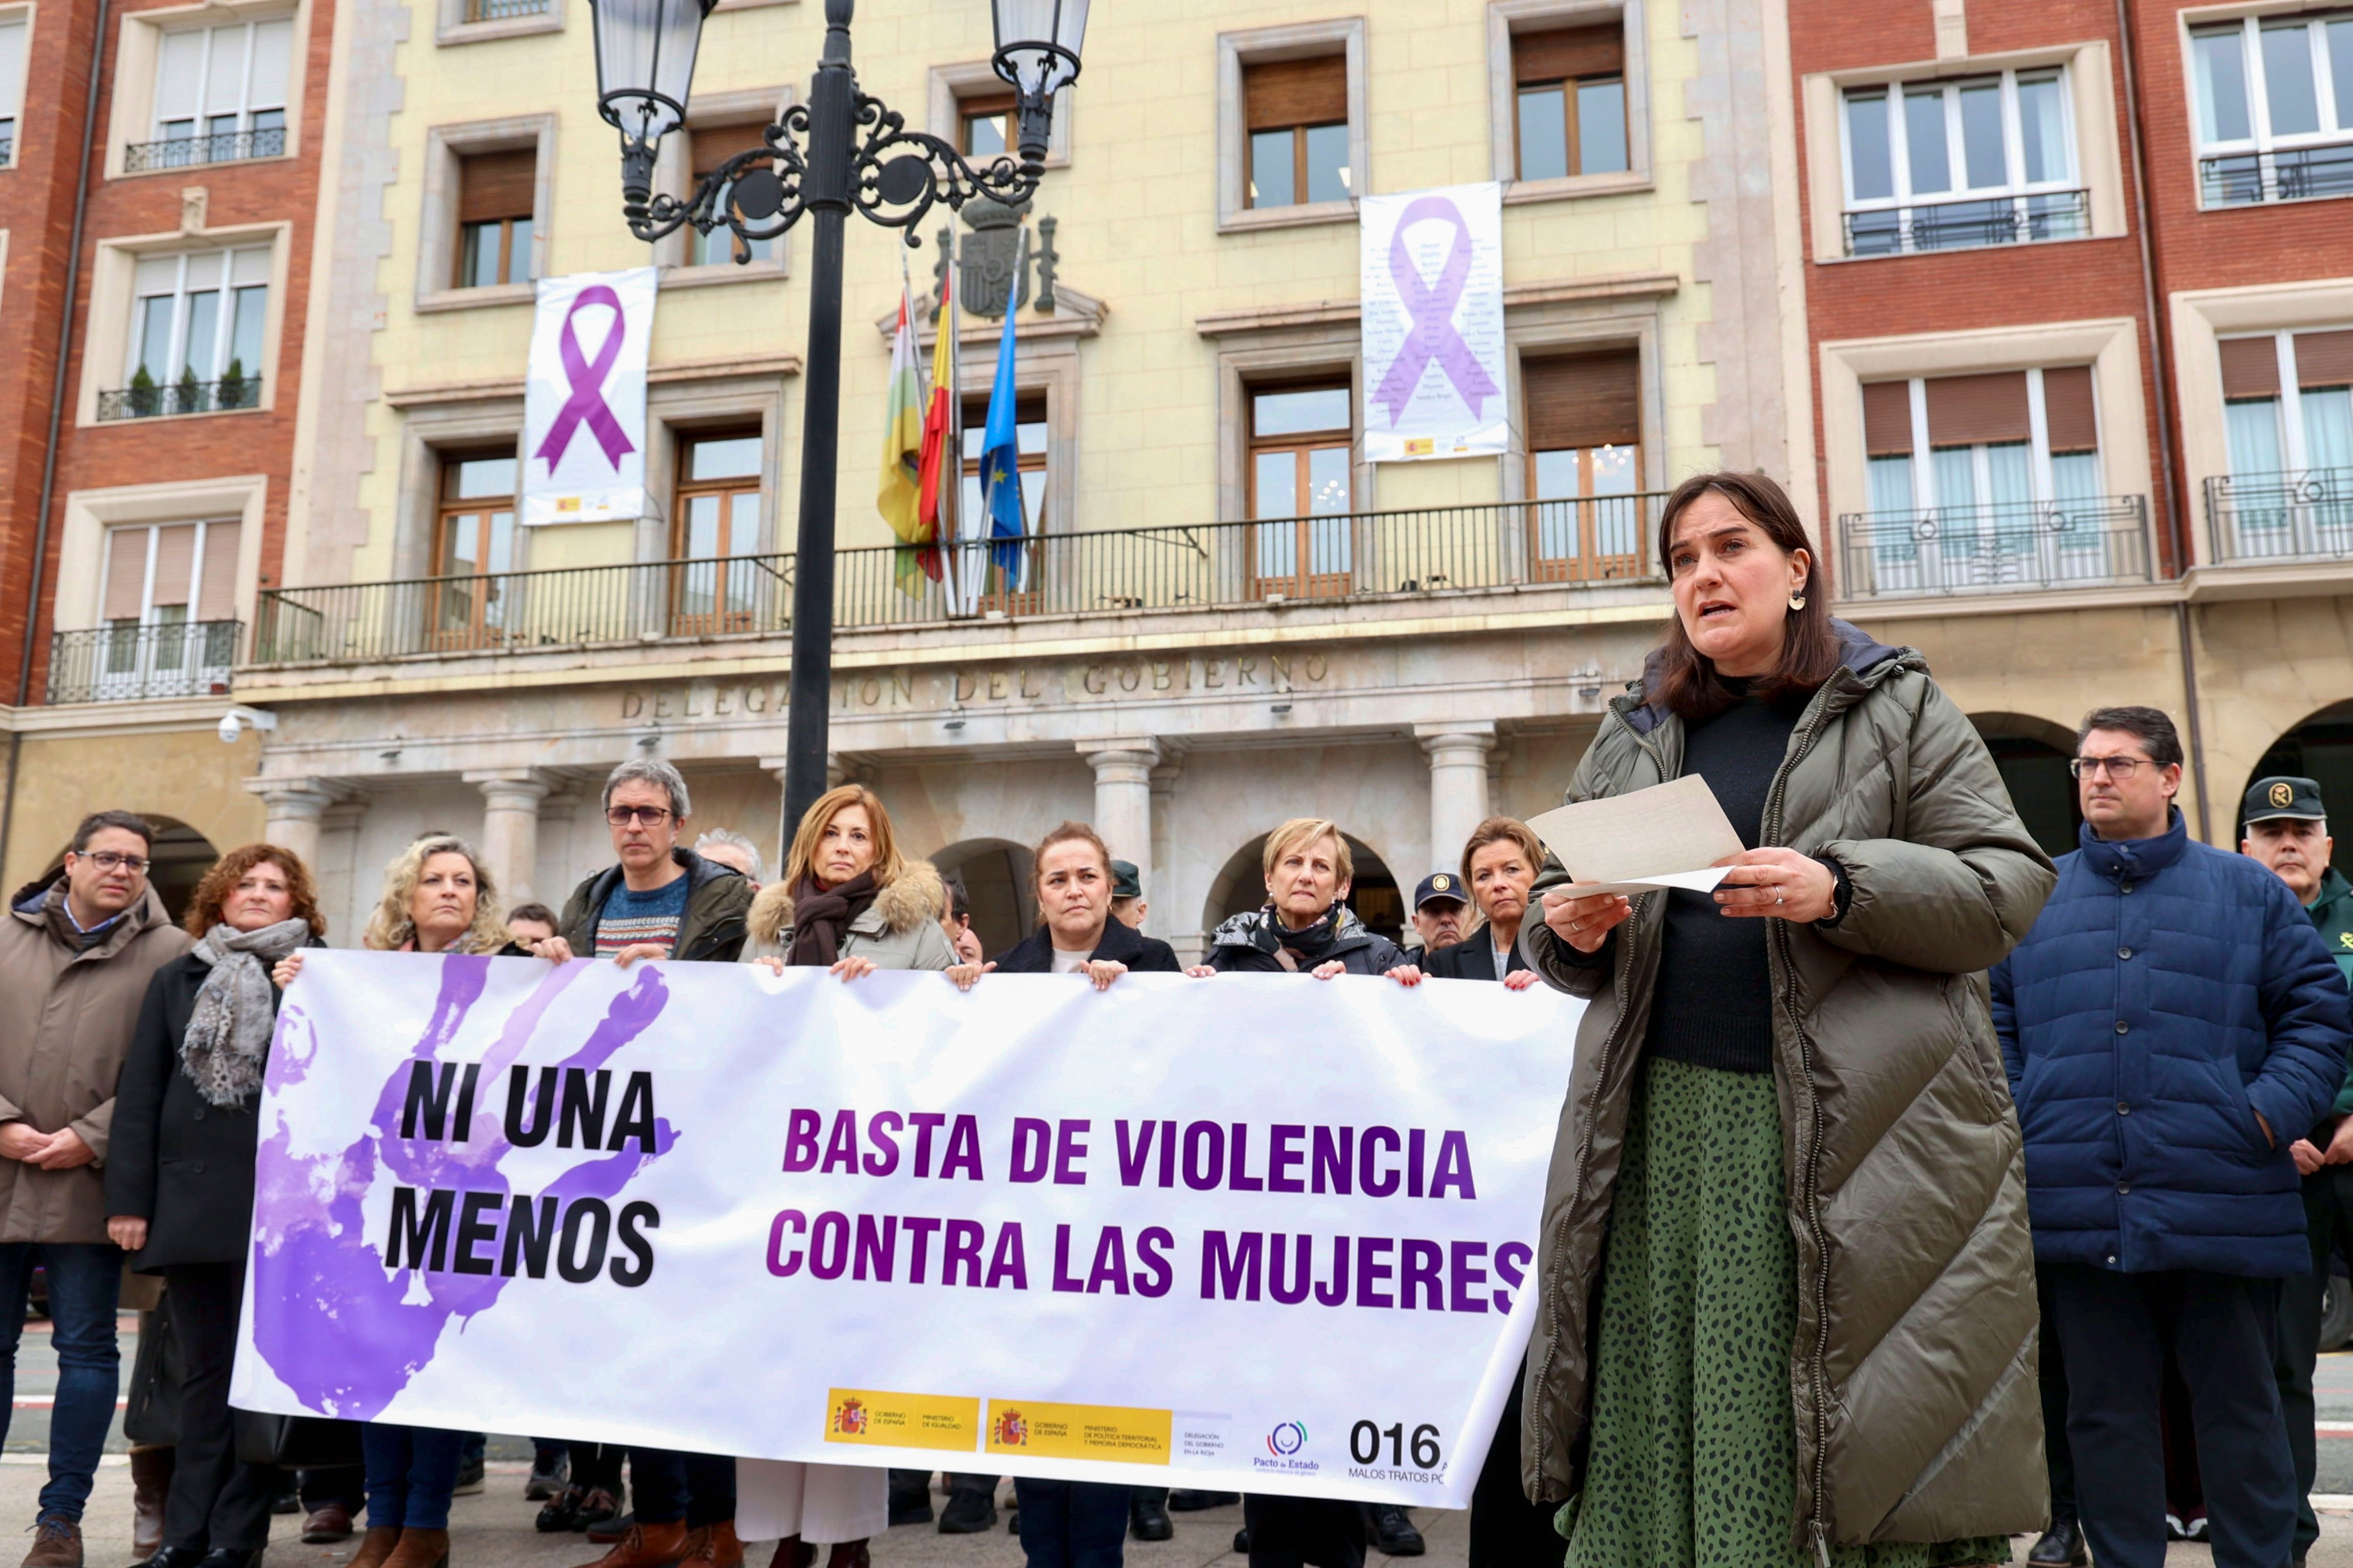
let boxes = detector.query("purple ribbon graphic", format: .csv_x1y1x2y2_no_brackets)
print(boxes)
535,285,637,472
1371,196,1500,428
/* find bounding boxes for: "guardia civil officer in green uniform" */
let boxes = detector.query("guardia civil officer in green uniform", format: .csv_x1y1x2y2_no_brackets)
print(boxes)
2244,774,2353,1565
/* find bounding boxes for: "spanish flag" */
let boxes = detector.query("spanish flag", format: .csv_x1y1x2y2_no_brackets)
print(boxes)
916,268,957,545
878,288,931,592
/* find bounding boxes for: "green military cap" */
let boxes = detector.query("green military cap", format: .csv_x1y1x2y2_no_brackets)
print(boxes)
2243,775,2327,824
1110,860,1143,899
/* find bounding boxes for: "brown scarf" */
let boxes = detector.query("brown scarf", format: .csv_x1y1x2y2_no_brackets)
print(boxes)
786,871,879,968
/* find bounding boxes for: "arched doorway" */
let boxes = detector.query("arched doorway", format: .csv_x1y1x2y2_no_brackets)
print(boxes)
932,838,1036,958
30,815,218,927
1971,714,2082,858
2245,701,2353,876
1201,830,1406,946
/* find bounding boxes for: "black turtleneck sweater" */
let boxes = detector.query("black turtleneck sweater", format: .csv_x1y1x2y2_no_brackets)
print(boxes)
1645,681,1802,1076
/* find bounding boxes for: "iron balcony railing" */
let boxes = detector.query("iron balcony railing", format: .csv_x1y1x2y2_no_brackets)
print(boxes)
97,376,263,422
464,0,551,16
122,126,288,173
1837,495,2152,598
1842,188,2091,258
47,621,240,704
248,498,1669,666
2199,142,2353,208
2205,467,2353,564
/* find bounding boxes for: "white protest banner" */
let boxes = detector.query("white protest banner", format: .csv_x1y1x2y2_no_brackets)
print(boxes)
1360,183,1507,463
521,267,656,526
233,955,1578,1507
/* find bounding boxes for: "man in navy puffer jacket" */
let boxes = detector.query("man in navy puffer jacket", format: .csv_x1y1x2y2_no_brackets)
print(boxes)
1995,705,2350,1568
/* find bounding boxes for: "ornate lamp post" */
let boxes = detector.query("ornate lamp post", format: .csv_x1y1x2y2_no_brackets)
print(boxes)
588,0,1088,830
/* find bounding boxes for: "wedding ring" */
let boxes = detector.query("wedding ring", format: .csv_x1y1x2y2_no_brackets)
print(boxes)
1776,893,1785,905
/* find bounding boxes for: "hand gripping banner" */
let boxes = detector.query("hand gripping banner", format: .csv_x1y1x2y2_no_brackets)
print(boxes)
1359,183,1508,464
232,954,1580,1507
521,267,656,526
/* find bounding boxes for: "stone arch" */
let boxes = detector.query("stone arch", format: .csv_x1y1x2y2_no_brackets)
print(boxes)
29,813,220,927
2242,699,2353,874
1970,712,2082,857
1200,829,1406,946
931,837,1037,958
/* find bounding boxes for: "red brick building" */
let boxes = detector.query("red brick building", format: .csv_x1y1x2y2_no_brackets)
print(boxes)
0,0,332,907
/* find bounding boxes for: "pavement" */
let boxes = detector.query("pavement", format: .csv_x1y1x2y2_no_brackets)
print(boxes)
4,1316,2353,1564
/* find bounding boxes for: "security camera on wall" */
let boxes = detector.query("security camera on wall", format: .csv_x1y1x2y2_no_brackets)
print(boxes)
217,705,279,744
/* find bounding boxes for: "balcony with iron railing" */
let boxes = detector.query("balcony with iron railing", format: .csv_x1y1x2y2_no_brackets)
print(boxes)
97,375,263,422
464,0,552,17
2206,467,2353,564
2199,141,2353,208
1836,495,2153,599
123,126,287,173
1841,188,2091,258
247,498,1668,669
47,621,240,704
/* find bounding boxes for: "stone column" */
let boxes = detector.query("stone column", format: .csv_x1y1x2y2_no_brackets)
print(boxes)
467,770,554,905
1080,738,1160,875
249,779,336,871
1148,750,1185,933
1415,722,1497,877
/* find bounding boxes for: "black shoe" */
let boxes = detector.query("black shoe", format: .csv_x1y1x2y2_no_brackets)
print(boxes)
270,1490,299,1516
1232,1529,1250,1555
2025,1517,2087,1567
1130,1489,1173,1542
1368,1505,1424,1558
538,1485,586,1534
526,1453,570,1501
134,1550,207,1568
576,1490,623,1534
887,1471,934,1528
938,1488,997,1534
1168,1492,1237,1513
195,1551,263,1568
453,1452,486,1496
1007,1511,1020,1534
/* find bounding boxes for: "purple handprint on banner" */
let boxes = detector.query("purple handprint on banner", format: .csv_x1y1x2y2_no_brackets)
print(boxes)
250,957,677,1418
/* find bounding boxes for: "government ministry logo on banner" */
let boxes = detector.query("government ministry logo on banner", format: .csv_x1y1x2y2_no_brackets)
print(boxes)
522,267,656,526
1359,183,1507,463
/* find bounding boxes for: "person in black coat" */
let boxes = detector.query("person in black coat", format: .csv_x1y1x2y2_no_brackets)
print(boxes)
1187,819,1422,985
107,845,326,1568
990,825,1181,981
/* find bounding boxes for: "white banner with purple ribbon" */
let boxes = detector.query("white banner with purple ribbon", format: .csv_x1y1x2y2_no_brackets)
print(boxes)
521,267,655,526
1360,183,1508,463
229,954,1579,1506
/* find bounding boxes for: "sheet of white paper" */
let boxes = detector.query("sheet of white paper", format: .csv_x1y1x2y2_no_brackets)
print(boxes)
1554,866,1735,899
1525,775,1747,888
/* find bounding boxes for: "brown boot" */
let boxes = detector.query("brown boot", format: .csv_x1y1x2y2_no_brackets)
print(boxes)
822,1542,868,1568
573,1521,691,1568
348,1526,402,1568
764,1538,814,1568
130,1448,174,1561
679,1523,743,1568
20,1517,80,1568
383,1527,451,1568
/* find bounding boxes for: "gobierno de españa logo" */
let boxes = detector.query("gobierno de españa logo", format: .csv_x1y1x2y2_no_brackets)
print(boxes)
831,1397,867,1437
992,1408,1030,1448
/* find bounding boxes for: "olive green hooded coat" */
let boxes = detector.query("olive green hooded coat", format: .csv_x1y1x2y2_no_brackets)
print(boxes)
1519,622,2058,1556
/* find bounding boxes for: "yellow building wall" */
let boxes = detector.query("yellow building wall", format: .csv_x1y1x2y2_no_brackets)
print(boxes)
1,728,268,894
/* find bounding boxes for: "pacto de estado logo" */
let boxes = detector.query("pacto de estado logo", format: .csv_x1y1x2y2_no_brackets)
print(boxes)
1266,1421,1308,1457
992,1408,1030,1448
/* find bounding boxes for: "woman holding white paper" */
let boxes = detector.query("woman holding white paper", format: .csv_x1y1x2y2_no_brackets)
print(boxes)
1518,472,2055,1567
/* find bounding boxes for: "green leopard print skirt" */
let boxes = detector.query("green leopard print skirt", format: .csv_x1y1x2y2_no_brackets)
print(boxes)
1562,1056,2011,1568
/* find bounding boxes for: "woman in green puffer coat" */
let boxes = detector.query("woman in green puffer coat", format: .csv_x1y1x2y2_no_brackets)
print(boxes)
1520,471,2058,1567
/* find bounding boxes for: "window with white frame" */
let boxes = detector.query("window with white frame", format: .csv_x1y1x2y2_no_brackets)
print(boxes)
2216,330,2353,554
2191,13,2353,206
110,248,270,420
0,18,27,168
135,19,291,171
95,519,241,694
1839,68,2085,256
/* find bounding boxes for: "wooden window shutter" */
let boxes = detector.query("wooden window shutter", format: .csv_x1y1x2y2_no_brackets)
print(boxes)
102,528,149,622
458,149,537,223
1244,55,1347,131
2042,367,2098,454
1524,350,1639,450
197,521,241,621
2219,335,2283,398
2294,329,2353,389
1862,381,1914,457
149,524,198,607
1513,23,1623,84
1924,371,2030,446
692,122,773,178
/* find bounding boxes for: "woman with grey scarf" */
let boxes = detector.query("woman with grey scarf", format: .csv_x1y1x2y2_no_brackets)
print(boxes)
107,844,324,1568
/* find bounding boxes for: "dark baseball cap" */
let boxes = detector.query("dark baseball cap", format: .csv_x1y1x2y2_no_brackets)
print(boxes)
2244,775,2327,824
1109,860,1143,900
1414,872,1469,910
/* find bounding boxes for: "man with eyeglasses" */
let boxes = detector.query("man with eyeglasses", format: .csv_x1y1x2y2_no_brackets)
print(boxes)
0,810,192,1568
2240,775,2353,1566
1993,707,2350,1568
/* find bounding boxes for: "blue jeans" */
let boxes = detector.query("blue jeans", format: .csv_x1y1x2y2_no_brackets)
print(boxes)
0,1243,121,1522
1013,1479,1128,1568
362,1424,465,1532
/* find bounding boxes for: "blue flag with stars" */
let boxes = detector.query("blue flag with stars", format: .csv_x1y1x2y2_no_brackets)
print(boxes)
979,230,1028,586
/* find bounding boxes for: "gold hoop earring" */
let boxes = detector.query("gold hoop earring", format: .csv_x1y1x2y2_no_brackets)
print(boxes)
1788,591,1807,612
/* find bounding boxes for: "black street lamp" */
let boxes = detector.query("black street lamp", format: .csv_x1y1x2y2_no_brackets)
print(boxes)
588,0,1087,831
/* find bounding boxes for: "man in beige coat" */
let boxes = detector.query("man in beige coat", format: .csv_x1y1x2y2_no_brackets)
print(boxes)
0,811,193,1567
